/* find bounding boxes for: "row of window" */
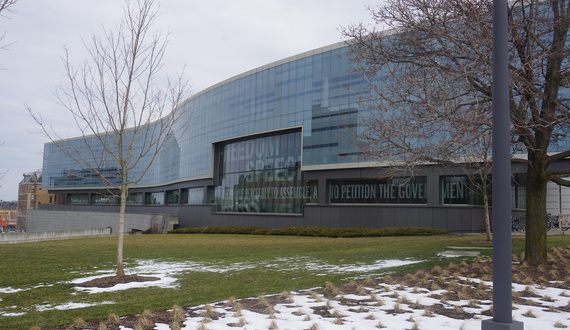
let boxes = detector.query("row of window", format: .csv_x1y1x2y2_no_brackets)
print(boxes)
66,176,526,210
68,188,204,206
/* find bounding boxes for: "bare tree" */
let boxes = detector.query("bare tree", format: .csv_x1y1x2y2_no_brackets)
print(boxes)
28,0,190,278
343,0,570,265
0,0,18,177
0,0,17,61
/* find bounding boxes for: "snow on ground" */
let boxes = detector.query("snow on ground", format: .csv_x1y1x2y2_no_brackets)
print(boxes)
1,255,569,329
153,278,569,330
69,257,421,294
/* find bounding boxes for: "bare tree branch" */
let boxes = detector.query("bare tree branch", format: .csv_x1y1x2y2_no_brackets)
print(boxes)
27,0,190,278
343,0,570,264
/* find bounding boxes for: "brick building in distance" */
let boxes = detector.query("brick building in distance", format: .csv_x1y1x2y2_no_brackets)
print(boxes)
17,171,63,229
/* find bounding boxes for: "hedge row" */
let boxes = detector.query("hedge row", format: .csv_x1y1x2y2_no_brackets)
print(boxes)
168,226,449,238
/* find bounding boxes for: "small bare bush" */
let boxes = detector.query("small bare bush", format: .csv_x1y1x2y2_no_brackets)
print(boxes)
468,299,480,308
398,295,411,304
512,273,524,283
364,277,376,286
411,299,422,309
357,284,368,295
236,318,247,327
332,309,345,318
423,307,434,317
281,290,294,303
201,304,218,320
308,290,323,302
376,320,387,328
72,318,87,329
432,265,443,275
108,313,121,325
554,321,568,328
325,282,340,296
169,321,181,330
522,309,537,318
393,302,402,313
171,305,186,324
356,305,368,313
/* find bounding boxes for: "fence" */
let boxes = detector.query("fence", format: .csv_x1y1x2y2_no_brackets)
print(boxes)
0,227,111,244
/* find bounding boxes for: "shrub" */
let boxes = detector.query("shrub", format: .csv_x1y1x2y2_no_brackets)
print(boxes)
168,226,449,238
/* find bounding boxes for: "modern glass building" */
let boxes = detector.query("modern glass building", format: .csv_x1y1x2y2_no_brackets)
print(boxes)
38,41,570,232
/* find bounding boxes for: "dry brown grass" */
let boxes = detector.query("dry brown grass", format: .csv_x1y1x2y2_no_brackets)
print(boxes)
325,282,340,297
108,313,120,325
200,304,219,320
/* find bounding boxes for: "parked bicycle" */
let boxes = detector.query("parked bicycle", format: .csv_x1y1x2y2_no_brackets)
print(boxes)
511,213,559,233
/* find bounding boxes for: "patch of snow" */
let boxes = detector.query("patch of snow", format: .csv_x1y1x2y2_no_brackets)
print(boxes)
0,312,26,317
0,287,25,294
69,257,421,293
34,301,115,312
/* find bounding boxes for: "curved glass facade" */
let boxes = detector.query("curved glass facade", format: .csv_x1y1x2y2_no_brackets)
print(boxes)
38,40,569,230
43,42,367,193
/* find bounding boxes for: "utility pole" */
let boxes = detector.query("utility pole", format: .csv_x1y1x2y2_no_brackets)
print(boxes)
482,1,523,329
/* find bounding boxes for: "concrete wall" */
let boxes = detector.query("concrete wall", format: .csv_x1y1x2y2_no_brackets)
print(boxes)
0,227,111,244
27,210,178,234
547,181,570,215
176,204,488,232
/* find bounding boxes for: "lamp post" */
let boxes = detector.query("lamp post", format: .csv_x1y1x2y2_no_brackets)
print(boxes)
481,1,523,329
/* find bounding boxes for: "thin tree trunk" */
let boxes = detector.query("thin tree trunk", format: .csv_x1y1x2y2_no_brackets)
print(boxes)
482,177,492,241
525,151,548,266
481,169,493,241
116,184,126,278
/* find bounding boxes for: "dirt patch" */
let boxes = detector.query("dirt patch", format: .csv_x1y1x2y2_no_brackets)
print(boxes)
76,275,161,288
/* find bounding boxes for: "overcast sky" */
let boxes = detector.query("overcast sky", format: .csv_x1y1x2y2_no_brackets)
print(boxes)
0,0,376,201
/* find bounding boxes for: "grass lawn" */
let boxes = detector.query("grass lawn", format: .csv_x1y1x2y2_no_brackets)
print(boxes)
0,233,568,329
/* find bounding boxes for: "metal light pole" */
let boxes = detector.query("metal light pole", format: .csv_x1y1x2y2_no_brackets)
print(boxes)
481,0,523,329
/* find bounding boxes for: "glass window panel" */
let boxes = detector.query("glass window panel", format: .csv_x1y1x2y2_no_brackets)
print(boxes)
92,194,117,205
214,130,306,214
68,193,89,204
127,193,144,205
166,190,179,205
146,192,165,205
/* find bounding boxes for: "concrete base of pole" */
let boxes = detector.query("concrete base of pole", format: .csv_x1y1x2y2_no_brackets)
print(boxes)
482,319,524,330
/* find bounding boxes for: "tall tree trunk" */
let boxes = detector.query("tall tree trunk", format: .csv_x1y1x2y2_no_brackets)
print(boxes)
116,185,126,278
525,151,548,266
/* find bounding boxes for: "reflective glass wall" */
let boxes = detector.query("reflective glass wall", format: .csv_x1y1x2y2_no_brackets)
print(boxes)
212,130,315,213
43,42,368,190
